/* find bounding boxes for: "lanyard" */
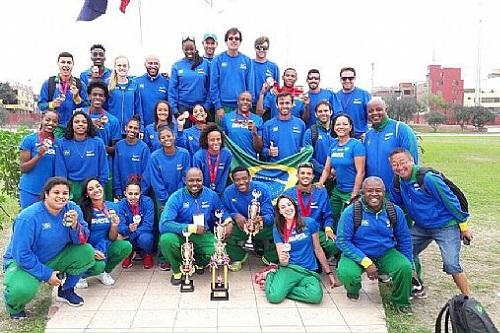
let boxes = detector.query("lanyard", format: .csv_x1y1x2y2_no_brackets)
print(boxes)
130,203,139,216
207,151,221,185
297,188,313,217
59,79,70,96
283,219,296,244
38,131,54,145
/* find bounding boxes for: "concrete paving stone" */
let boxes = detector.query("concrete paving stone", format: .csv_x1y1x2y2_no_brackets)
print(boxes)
304,325,351,332
75,285,112,297
109,282,148,296
45,309,95,329
350,324,388,332
217,292,258,309
174,308,217,328
339,306,386,326
261,326,306,332
129,328,173,333
217,308,260,327
118,270,153,284
45,328,86,333
295,294,336,308
255,294,297,308
84,329,129,333
100,294,143,311
217,326,261,332
172,327,217,332
333,292,381,309
56,295,105,312
258,307,303,326
139,293,181,310
87,310,135,329
146,282,182,295
151,270,170,283
130,309,177,328
179,291,218,309
298,307,347,326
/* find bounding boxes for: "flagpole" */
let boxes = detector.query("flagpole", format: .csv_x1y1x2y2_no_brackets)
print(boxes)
138,0,143,46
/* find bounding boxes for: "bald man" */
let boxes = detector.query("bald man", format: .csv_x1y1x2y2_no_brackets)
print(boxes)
135,55,170,126
158,168,231,285
364,97,418,190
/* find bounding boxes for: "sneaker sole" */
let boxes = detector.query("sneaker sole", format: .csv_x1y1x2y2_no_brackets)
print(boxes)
56,296,84,307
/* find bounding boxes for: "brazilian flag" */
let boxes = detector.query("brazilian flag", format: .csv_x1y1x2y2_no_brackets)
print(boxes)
225,136,313,201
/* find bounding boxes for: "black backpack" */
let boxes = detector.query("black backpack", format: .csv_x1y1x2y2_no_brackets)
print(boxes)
310,124,319,147
393,167,469,213
352,200,398,231
47,76,83,102
435,294,498,333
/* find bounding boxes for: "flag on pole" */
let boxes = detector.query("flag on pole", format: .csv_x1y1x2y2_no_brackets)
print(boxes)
224,136,313,201
120,0,131,13
77,0,108,21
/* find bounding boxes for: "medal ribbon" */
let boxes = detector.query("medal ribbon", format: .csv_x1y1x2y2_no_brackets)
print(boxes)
130,203,139,217
59,79,70,96
283,218,296,244
207,151,221,186
38,131,54,145
297,188,313,217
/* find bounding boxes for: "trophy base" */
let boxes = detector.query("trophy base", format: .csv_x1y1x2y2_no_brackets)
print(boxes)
180,279,194,293
243,241,254,251
210,283,229,301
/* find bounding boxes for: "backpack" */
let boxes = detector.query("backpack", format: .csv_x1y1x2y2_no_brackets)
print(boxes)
352,200,398,231
393,167,469,213
47,76,83,102
310,124,319,147
435,294,498,333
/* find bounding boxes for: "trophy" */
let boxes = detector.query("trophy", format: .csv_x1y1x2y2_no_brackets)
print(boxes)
180,230,195,292
209,209,229,301
244,189,262,250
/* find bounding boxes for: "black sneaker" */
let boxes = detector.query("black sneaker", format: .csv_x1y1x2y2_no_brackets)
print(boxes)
411,285,428,300
9,310,26,320
170,273,182,286
347,293,359,301
396,305,414,316
57,286,84,306
195,265,204,275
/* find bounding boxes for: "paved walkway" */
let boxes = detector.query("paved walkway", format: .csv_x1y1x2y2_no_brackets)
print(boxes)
45,255,387,333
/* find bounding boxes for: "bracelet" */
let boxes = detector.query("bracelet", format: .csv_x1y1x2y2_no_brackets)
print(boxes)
326,271,333,275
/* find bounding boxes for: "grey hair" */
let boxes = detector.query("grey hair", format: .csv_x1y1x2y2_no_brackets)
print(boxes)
362,176,386,192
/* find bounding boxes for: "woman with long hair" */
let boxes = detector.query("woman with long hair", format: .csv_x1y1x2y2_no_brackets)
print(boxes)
176,103,208,155
76,178,132,288
117,176,155,269
107,56,143,134
55,111,108,203
192,124,232,195
143,100,177,152
3,177,95,318
19,110,59,208
318,113,366,222
257,194,335,304
113,116,150,199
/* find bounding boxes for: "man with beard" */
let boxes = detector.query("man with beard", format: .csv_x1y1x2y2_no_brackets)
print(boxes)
158,168,231,285
135,55,170,126
202,33,218,63
79,44,112,86
336,176,413,315
302,69,343,128
221,91,263,158
336,67,372,138
222,167,278,271
38,51,88,137
364,97,418,190
257,67,305,122
210,27,255,122
262,92,306,162
284,162,337,260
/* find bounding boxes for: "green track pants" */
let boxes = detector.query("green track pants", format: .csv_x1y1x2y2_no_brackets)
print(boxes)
86,240,132,276
225,224,278,263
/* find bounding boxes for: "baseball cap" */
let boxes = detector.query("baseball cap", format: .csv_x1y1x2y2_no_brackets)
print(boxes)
202,33,217,42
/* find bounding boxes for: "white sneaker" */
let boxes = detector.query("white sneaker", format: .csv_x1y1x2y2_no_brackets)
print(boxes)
96,272,115,286
75,278,89,289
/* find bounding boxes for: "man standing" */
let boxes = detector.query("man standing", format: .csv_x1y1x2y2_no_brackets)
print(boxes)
262,92,306,162
221,91,263,158
284,162,337,259
251,36,280,108
38,52,88,137
210,27,255,122
337,176,413,315
364,97,418,190
389,148,472,297
79,44,112,87
302,69,343,128
135,55,170,126
158,168,231,285
202,33,218,63
336,67,372,138
222,167,278,271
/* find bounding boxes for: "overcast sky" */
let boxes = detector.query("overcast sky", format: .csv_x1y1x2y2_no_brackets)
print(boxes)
1,0,499,92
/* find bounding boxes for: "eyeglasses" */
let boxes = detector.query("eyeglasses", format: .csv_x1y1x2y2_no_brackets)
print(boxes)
255,45,268,51
341,76,355,82
390,160,411,169
182,35,195,42
297,162,314,169
228,36,241,41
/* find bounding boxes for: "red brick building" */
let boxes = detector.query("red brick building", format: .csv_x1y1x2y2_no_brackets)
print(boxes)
427,65,464,122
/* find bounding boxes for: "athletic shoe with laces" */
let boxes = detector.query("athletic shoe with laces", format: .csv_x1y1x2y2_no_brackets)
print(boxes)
122,255,133,269
96,272,115,286
75,278,89,289
396,305,414,316
159,262,171,271
378,274,391,283
229,253,249,272
347,293,359,301
9,310,26,320
195,265,205,275
57,286,84,306
410,285,428,299
170,273,182,286
143,254,154,269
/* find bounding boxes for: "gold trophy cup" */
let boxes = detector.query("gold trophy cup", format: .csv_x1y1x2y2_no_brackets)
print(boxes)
244,189,262,250
209,209,229,301
180,230,195,292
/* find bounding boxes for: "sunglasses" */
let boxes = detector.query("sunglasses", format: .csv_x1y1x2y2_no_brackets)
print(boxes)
255,45,268,51
341,76,355,82
182,35,195,42
228,36,241,41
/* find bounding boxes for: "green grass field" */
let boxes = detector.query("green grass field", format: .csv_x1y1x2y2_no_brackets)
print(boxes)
383,135,500,332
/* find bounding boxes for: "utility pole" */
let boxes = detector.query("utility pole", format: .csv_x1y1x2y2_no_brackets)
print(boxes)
370,62,375,94
475,18,482,107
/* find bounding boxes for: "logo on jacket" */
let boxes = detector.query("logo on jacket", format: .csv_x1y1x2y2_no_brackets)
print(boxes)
42,222,51,230
240,63,247,70
201,201,209,209
63,149,70,156
221,62,228,67
353,98,362,104
361,220,369,226
384,133,394,140
183,202,190,209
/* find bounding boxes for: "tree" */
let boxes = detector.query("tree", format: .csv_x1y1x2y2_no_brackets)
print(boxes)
426,111,447,132
0,82,18,104
471,106,495,131
452,105,472,131
386,97,423,122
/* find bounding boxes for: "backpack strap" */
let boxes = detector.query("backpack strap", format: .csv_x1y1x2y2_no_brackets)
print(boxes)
435,302,450,333
352,200,363,232
311,124,319,147
47,76,57,101
392,175,401,193
385,201,397,228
